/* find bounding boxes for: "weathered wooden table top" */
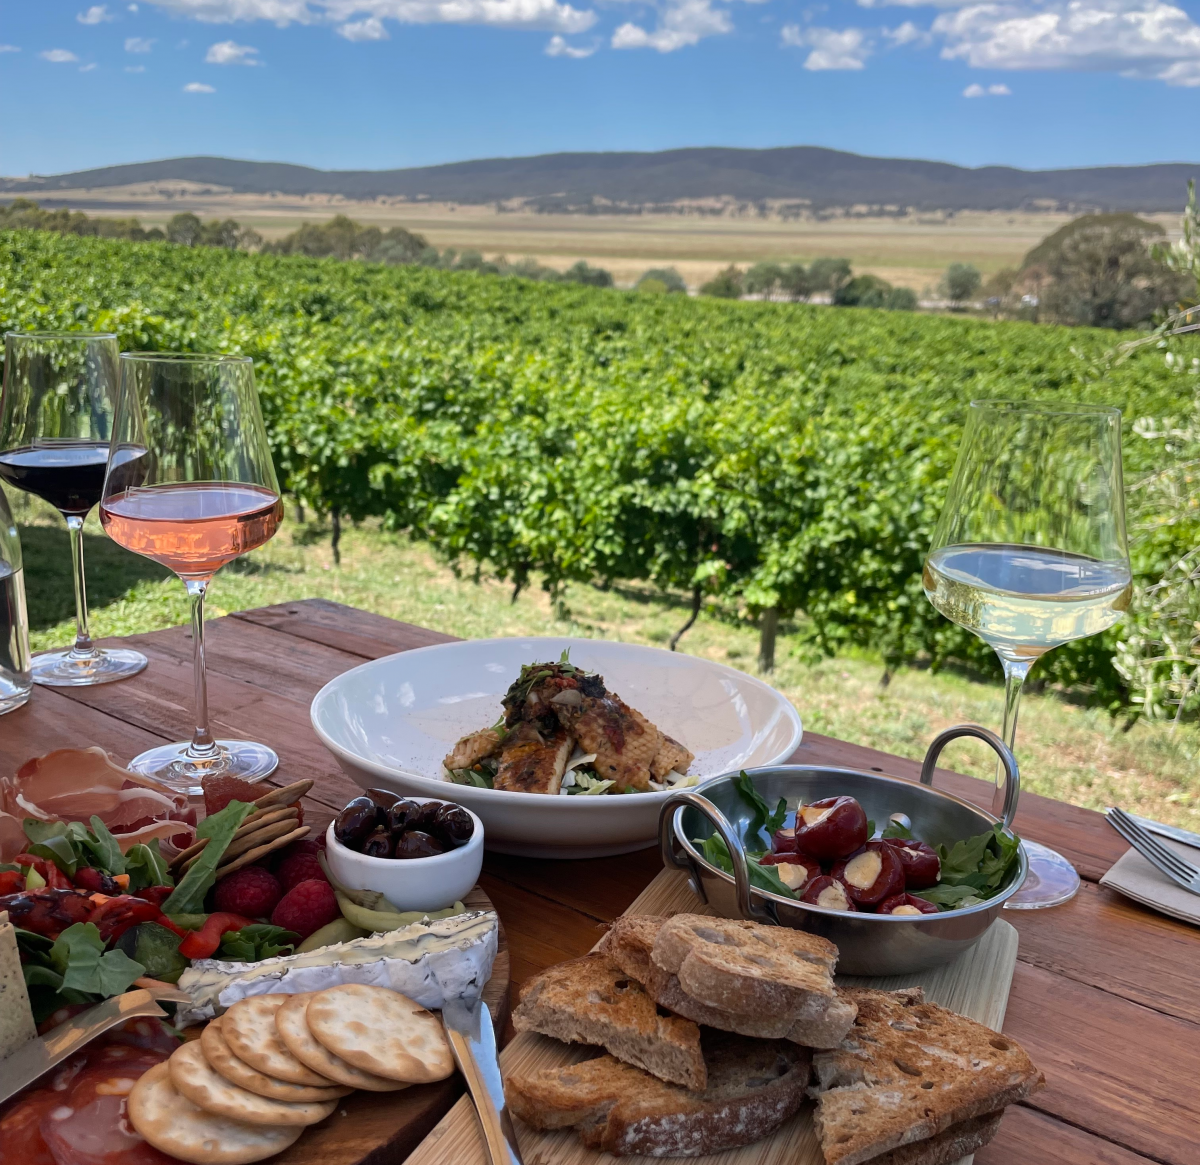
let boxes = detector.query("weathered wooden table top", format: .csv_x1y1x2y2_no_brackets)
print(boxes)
6,598,1195,1165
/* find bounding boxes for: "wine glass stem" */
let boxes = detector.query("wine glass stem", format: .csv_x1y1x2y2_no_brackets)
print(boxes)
996,656,1033,817
65,515,96,659
185,578,218,759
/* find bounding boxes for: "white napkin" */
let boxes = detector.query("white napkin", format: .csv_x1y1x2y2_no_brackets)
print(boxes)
1100,832,1200,926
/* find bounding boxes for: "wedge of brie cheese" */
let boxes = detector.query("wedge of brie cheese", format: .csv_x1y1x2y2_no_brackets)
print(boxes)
176,909,498,1027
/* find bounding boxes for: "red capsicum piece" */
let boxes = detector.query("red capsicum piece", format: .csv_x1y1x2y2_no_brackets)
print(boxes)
13,854,74,891
177,912,256,960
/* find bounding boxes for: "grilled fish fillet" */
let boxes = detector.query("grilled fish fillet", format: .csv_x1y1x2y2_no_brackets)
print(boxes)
494,723,574,794
556,695,662,792
651,734,695,780
444,727,504,773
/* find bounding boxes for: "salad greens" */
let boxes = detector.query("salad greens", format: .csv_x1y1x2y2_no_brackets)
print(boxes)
19,816,174,888
219,924,300,962
733,771,787,841
161,800,254,915
696,834,798,900
17,922,146,1022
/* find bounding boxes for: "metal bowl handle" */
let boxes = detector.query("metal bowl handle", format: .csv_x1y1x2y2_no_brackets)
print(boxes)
658,791,774,923
920,724,1020,832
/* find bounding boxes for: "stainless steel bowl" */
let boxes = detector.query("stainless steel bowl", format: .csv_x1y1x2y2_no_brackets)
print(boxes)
658,724,1029,975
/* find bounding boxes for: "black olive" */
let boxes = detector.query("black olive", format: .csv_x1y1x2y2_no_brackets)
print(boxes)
386,799,423,836
407,801,443,832
365,787,401,810
431,804,473,847
393,830,445,859
334,796,383,849
362,829,395,859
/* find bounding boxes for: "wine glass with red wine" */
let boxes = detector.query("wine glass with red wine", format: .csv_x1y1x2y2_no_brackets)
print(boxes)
100,352,283,792
0,332,148,686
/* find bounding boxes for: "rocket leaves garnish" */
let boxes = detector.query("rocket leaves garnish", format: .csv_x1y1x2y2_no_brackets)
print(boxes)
732,771,788,841
219,924,300,963
161,800,254,916
694,834,798,899
913,824,1022,910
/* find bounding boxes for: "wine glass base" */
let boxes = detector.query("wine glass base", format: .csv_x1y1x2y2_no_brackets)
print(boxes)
32,647,149,687
1003,840,1081,910
126,740,279,797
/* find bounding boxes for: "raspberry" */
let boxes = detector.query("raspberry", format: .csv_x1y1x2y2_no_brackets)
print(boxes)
212,866,282,919
275,837,325,868
202,775,262,816
271,879,339,939
276,852,326,894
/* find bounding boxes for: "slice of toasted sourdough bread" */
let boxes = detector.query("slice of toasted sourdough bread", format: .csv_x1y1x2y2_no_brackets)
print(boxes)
599,913,856,1049
810,987,1045,1165
505,1030,811,1156
512,953,706,1090
869,1111,1003,1165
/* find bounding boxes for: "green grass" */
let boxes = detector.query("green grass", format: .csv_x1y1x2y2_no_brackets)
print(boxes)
17,495,1200,831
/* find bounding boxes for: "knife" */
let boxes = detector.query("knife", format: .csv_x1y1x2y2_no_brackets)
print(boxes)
0,989,167,1106
442,994,525,1165
1111,811,1200,852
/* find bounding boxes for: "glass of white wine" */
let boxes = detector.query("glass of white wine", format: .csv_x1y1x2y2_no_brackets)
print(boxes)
924,399,1131,909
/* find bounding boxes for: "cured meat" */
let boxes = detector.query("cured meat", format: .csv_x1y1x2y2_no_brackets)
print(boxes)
0,749,195,863
0,1024,176,1165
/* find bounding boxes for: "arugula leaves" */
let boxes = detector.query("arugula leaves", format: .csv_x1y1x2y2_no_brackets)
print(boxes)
219,924,300,962
19,815,151,881
161,800,254,916
16,923,146,1022
913,825,1022,910
695,834,798,899
125,839,173,892
732,771,788,841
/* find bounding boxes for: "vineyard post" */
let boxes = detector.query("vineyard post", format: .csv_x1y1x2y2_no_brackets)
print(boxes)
758,607,779,672
330,506,342,566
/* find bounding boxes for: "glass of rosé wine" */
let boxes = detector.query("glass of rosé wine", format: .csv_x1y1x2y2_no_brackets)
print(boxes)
100,353,283,792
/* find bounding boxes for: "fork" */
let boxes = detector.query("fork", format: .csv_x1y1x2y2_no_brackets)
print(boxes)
1106,807,1200,895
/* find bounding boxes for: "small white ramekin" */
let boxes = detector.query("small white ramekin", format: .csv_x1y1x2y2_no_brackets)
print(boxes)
324,797,483,913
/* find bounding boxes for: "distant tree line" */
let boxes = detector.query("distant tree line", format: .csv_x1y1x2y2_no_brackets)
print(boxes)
694,257,918,311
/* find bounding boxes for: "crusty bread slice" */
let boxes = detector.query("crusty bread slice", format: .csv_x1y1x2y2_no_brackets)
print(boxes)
505,1030,811,1156
869,1111,1004,1165
602,914,856,1049
810,987,1044,1165
512,953,706,1090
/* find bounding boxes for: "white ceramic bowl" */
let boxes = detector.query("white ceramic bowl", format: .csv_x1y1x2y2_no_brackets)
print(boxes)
323,798,484,913
311,637,803,858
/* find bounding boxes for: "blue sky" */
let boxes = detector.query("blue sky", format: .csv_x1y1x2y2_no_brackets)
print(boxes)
2,0,1199,176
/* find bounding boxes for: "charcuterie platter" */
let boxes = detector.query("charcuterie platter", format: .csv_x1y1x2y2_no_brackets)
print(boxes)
0,748,509,1165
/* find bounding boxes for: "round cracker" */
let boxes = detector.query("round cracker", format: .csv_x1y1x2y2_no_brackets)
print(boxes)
275,993,410,1093
128,1061,303,1165
201,1020,350,1103
169,1040,338,1127
223,996,338,1087
305,985,454,1084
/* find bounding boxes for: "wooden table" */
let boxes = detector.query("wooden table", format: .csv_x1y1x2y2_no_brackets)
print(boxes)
6,598,1197,1165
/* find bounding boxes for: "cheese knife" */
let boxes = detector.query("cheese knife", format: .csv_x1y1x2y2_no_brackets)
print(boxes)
442,994,525,1165
0,988,167,1106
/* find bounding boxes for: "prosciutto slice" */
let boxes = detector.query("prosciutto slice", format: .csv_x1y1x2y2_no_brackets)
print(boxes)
0,749,195,863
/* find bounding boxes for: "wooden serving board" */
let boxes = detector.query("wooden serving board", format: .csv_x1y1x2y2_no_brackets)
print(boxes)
407,868,1019,1165
271,885,510,1165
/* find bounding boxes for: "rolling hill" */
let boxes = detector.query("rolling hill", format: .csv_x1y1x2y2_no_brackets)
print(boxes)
3,147,1197,212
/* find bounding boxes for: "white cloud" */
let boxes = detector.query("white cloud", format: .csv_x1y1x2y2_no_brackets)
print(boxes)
964,79,1011,92
963,80,986,93
125,63,147,70
545,33,593,54
989,80,1011,91
934,0,1200,86
41,49,81,62
782,23,871,68
183,79,216,89
144,0,594,32
0,45,20,53
206,38,261,60
78,5,114,22
129,2,139,8
611,0,731,51
337,15,388,36
80,62,99,70
125,35,156,50
884,19,929,44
